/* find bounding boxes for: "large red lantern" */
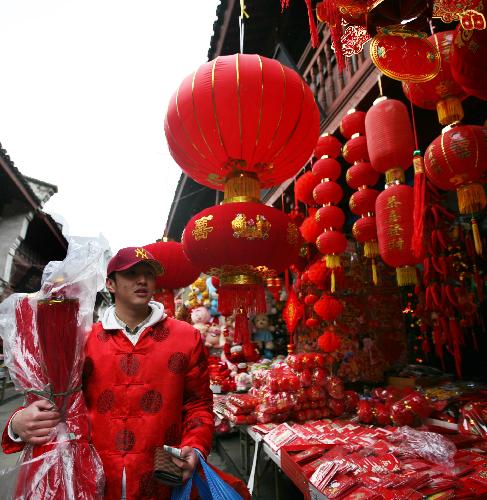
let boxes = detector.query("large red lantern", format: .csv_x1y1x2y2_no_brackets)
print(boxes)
376,184,418,286
424,123,487,255
402,31,467,126
144,241,202,317
450,25,487,101
165,54,320,191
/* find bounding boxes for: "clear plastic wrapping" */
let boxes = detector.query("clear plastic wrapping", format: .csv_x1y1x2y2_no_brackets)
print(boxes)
0,240,106,499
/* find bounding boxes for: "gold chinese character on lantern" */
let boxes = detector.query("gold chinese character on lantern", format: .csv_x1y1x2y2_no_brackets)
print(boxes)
387,238,404,250
387,223,403,237
231,213,271,240
387,195,402,208
192,215,214,240
388,210,400,223
286,223,299,245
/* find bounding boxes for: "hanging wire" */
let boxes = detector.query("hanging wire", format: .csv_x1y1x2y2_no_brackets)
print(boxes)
377,74,383,96
239,0,249,54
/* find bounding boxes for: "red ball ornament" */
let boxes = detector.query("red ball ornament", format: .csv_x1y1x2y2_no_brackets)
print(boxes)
314,133,342,159
318,330,341,353
165,54,320,190
349,188,379,216
315,205,345,230
342,134,369,163
343,390,359,413
346,161,380,189
328,398,345,417
352,216,377,244
313,181,343,205
300,215,323,244
305,317,320,328
325,376,345,399
313,296,344,321
295,171,320,206
307,259,327,288
376,184,418,286
312,157,341,181
357,400,374,424
340,109,366,139
365,97,415,176
316,230,347,256
304,293,319,305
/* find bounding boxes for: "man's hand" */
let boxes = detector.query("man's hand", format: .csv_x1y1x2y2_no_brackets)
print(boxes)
11,399,61,445
171,446,198,483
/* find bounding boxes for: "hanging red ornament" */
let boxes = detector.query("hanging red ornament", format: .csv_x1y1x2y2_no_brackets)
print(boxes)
283,288,305,336
300,214,324,244
304,293,319,305
318,330,341,353
266,276,283,301
346,161,379,189
402,31,467,126
349,188,379,216
306,317,320,328
342,134,369,163
314,133,342,159
295,171,320,206
312,157,342,181
316,231,348,265
424,123,487,255
316,205,346,230
313,180,344,205
313,295,344,321
340,109,366,138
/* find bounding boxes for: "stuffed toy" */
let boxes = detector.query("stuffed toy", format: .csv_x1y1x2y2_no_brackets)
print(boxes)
252,313,275,359
190,305,211,340
205,324,226,357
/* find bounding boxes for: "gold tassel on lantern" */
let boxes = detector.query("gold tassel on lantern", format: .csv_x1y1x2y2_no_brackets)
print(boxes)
223,171,261,203
396,265,418,287
371,258,378,286
364,240,379,258
471,218,483,256
457,183,487,215
436,97,464,126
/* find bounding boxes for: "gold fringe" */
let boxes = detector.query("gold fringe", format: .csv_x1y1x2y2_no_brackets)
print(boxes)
437,97,464,126
472,218,483,256
413,156,425,174
372,259,378,286
326,254,341,269
385,168,405,185
364,240,379,258
223,171,260,202
457,183,487,215
331,270,336,294
396,266,418,287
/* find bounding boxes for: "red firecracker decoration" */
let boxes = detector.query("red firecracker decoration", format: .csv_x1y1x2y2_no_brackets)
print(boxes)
424,123,487,255
366,96,418,286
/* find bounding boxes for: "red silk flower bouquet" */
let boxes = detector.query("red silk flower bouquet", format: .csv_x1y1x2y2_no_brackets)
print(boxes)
0,241,106,499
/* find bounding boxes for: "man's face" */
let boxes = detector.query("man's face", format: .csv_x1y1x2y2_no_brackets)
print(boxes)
106,262,156,309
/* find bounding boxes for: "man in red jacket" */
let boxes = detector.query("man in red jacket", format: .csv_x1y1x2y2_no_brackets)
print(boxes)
3,246,215,499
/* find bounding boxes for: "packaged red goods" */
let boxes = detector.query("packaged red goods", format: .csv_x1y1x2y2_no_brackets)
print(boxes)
299,369,313,388
391,392,433,426
357,400,375,424
342,486,382,499
227,393,260,412
312,367,328,387
263,423,298,452
458,401,487,439
343,390,359,413
251,422,277,434
328,398,346,417
223,410,257,425
286,353,303,371
293,446,325,465
309,461,339,491
325,375,345,399
322,474,358,499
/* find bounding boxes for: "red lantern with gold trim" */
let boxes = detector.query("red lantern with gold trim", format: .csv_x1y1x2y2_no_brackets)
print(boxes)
300,214,323,244
313,295,344,321
342,134,369,163
314,133,342,159
402,31,467,126
349,189,379,216
312,157,341,181
346,161,379,189
296,171,320,206
316,205,345,230
340,109,366,138
313,181,343,205
424,123,487,255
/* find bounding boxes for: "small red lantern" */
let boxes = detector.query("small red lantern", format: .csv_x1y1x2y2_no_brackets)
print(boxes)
314,133,342,159
349,188,379,216
376,184,418,286
450,25,487,101
340,109,366,138
316,231,348,265
304,293,319,305
313,295,344,321
295,171,320,206
342,134,369,163
424,123,487,254
318,330,341,353
312,157,341,181
402,31,467,126
306,317,320,328
300,214,323,244
316,205,345,230
352,216,377,244
313,181,343,205
346,161,379,189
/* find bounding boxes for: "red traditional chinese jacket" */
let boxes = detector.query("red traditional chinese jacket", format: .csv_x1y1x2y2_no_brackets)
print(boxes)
2,316,215,500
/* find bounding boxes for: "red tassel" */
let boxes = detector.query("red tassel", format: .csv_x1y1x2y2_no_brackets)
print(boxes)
304,0,319,48
218,284,266,316
449,318,463,379
234,312,251,345
281,0,290,11
412,158,426,260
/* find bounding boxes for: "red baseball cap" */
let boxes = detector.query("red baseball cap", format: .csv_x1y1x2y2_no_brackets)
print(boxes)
107,247,164,276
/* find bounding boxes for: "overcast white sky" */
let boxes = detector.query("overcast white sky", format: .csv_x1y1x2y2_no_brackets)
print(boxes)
0,0,220,253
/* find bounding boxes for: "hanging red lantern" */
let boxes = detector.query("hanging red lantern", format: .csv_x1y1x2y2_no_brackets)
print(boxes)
349,188,379,216
316,231,348,265
346,161,379,189
304,293,319,305
312,157,342,181
316,205,345,230
165,54,320,191
450,25,487,101
313,181,343,205
313,295,344,321
266,276,283,301
402,31,467,126
352,216,377,244
340,109,366,138
342,134,369,163
300,214,323,243
318,330,341,353
424,123,487,255
295,171,320,206
370,26,441,83
306,317,320,328
376,184,418,286
314,133,342,159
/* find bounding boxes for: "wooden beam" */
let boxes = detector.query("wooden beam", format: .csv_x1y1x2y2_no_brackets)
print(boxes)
212,0,238,58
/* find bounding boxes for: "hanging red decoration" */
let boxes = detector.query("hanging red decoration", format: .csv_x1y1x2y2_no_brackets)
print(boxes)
304,293,319,305
295,171,320,206
316,231,348,263
318,329,341,353
352,216,378,244
346,161,379,189
424,123,487,255
376,184,418,286
314,133,342,159
283,288,305,336
450,25,487,101
316,205,345,230
313,181,343,205
340,109,366,138
370,27,441,83
402,31,467,126
313,295,344,321
349,188,379,216
300,213,323,244
306,317,320,328
342,134,369,163
312,157,342,181
165,54,320,191
266,276,283,301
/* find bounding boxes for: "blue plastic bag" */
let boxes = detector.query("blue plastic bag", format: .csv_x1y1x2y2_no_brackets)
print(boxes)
171,450,242,500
